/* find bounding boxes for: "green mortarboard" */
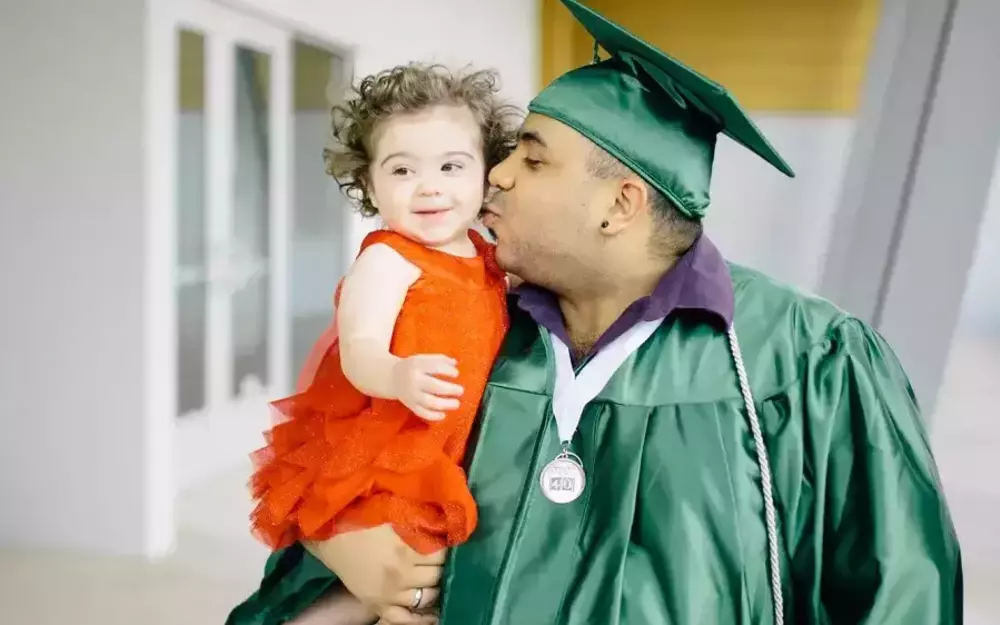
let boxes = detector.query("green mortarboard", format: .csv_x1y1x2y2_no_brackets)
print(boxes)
528,0,795,219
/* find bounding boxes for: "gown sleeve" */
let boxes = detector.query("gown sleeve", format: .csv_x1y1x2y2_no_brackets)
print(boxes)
225,544,341,625
801,317,962,624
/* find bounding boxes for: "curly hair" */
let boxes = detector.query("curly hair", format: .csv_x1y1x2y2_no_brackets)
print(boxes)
323,63,522,217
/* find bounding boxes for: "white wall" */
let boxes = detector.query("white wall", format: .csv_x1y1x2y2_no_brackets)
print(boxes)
711,113,999,333
959,150,1000,336
0,0,152,555
708,115,856,292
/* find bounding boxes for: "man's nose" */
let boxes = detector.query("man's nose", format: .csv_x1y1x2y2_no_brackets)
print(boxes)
488,154,514,190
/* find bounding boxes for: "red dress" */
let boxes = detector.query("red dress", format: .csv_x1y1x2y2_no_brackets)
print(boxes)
250,229,509,554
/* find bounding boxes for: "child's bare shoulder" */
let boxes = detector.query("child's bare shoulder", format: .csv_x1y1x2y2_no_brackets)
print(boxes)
349,242,420,285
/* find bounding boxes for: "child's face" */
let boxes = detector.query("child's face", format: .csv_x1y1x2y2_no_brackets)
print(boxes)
368,104,486,249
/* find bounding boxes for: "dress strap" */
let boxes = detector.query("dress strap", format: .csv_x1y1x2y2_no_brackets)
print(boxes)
469,229,505,280
358,228,493,279
355,229,435,274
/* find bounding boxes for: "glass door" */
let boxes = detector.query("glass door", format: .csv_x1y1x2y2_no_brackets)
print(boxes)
288,40,351,386
169,0,291,487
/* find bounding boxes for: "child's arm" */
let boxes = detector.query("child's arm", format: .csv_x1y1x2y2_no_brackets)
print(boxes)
337,243,464,421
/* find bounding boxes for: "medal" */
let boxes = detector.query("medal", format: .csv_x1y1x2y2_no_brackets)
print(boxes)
536,318,786,625
541,317,665,505
540,448,586,503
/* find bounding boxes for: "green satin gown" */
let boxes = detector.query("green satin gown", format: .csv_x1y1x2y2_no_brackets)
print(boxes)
227,264,963,625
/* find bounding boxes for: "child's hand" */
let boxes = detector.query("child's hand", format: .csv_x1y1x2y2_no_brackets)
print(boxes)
391,355,464,421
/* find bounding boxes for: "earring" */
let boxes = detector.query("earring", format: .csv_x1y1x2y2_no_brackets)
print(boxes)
600,220,609,228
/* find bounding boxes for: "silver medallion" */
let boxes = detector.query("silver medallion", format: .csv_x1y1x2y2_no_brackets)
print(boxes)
539,451,586,504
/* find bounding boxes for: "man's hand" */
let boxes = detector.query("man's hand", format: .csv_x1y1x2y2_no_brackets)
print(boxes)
291,588,377,625
305,524,445,624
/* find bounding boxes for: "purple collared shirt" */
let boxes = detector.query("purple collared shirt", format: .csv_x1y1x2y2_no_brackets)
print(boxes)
512,236,735,359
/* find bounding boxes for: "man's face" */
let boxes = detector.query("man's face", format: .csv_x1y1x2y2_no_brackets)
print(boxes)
483,113,613,288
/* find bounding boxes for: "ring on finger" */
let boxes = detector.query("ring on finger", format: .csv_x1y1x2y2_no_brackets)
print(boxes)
410,587,424,611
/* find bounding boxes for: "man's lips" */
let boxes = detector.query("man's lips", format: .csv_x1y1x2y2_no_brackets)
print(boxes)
481,210,499,228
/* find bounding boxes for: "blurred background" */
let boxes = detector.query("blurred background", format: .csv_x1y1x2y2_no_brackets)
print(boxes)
1,0,998,622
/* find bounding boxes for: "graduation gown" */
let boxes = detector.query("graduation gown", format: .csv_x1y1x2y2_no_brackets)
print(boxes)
227,264,962,625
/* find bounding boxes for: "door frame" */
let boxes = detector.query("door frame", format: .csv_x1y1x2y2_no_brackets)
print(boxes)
146,0,294,545
173,0,291,490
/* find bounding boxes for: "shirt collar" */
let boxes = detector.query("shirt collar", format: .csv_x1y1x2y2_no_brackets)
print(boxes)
511,235,734,354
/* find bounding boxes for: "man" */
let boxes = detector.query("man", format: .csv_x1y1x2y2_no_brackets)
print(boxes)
228,1,962,623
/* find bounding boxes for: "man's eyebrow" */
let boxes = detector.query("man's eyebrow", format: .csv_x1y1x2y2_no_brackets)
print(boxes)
518,129,547,148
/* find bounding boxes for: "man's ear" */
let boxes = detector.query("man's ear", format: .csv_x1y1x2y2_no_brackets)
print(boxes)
601,176,649,235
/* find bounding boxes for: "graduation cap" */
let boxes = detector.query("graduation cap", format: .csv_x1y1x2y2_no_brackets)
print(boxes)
528,0,795,219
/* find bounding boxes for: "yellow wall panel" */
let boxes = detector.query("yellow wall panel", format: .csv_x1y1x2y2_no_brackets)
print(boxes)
540,0,882,113
293,41,335,111
540,0,594,88
178,30,205,112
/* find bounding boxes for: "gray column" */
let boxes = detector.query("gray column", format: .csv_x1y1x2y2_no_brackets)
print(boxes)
876,0,1000,416
818,0,953,322
819,0,1000,416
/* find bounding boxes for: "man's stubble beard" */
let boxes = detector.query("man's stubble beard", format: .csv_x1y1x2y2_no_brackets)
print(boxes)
508,244,609,298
